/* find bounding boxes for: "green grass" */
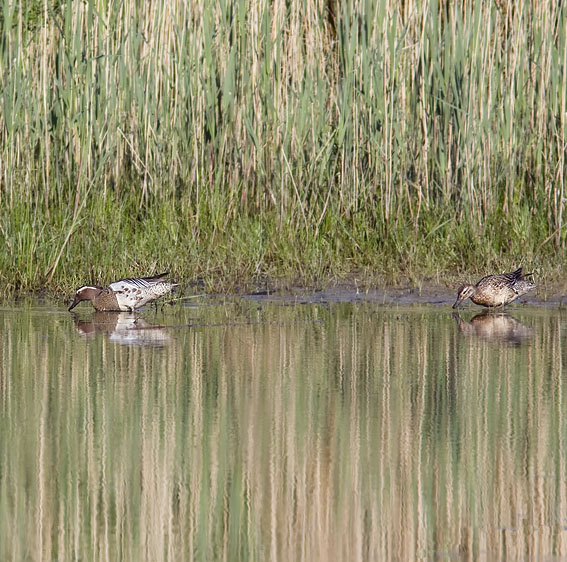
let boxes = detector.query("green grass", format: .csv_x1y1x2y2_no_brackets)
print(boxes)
0,0,566,296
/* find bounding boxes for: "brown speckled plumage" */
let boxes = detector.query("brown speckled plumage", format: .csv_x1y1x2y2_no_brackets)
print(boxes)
453,268,536,309
87,288,122,311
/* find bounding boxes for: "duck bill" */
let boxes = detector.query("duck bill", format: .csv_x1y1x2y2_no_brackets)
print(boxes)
68,296,81,311
452,297,464,309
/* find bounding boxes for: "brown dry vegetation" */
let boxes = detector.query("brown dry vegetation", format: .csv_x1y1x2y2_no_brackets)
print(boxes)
0,0,565,294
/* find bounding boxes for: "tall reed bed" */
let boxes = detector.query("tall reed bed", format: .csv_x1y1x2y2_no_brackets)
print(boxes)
0,0,565,292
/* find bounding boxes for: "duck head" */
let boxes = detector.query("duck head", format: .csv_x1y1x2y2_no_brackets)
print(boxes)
68,286,103,311
452,284,475,309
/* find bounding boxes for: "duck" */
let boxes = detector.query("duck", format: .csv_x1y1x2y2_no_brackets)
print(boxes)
452,267,535,309
68,273,178,312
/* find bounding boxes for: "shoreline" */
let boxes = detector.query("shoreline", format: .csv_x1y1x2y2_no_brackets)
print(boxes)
4,279,563,309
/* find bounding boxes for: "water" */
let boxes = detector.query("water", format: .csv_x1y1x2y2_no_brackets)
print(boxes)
1,299,566,561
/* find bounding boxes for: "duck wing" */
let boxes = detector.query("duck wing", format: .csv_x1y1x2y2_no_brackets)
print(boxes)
502,268,524,282
109,273,171,291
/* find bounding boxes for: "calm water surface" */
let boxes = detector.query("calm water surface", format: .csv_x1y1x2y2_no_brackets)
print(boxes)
1,299,566,561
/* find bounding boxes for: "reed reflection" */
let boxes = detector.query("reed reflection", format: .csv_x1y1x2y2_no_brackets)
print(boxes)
453,310,533,344
72,311,171,347
1,303,566,561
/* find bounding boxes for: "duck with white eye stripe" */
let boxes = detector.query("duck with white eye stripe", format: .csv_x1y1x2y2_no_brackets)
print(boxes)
68,273,178,312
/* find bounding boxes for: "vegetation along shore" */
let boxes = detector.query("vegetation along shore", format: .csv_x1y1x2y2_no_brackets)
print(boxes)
0,1,565,297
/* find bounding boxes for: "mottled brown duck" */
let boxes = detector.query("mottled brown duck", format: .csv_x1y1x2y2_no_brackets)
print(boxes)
452,268,535,309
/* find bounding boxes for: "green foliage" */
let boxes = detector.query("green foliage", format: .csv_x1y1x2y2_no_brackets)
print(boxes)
0,0,566,295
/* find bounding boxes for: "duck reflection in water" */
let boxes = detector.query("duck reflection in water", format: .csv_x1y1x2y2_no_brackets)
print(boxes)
453,310,532,345
72,311,171,347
